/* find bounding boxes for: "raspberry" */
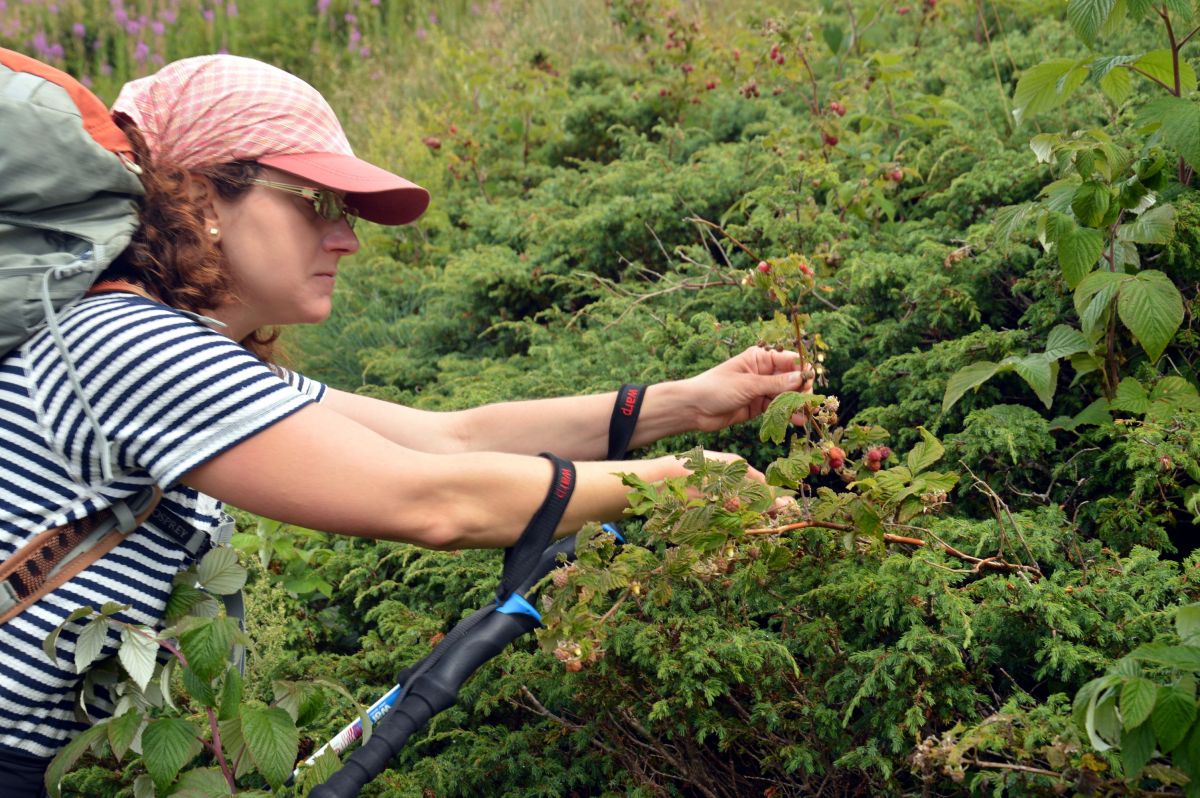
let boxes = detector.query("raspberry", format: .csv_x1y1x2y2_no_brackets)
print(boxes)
552,568,570,588
757,261,771,273
865,460,881,472
898,5,911,13
565,659,583,673
878,447,893,460
681,62,695,74
430,631,445,647
829,458,844,470
769,44,780,61
553,646,571,662
827,446,846,461
422,136,441,150
809,463,822,476
822,132,839,147
799,262,813,276
889,169,904,181
829,101,846,116
865,448,882,463
723,496,742,512
448,123,458,134
705,80,718,90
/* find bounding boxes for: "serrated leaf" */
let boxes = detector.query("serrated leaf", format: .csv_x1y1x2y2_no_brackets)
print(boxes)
992,202,1038,246
1045,212,1106,287
118,626,160,692
942,361,1003,412
241,706,299,790
1014,59,1088,124
906,427,944,474
1154,686,1197,752
1099,61,1134,104
169,767,229,798
1131,642,1200,669
74,616,111,673
133,774,155,798
1075,269,1129,340
1118,203,1176,244
1179,605,1200,644
196,547,247,596
1030,134,1060,163
142,717,201,793
107,707,142,761
43,606,95,662
1149,377,1200,421
45,722,107,797
1072,181,1111,227
1068,0,1117,45
1122,720,1157,776
1122,677,1159,729
165,584,214,625
1117,269,1184,362
182,665,217,707
1140,97,1200,171
180,617,236,682
758,391,823,445
1044,325,1091,359
1133,49,1198,93
219,667,244,722
1112,377,1150,413
1008,353,1060,408
296,747,341,793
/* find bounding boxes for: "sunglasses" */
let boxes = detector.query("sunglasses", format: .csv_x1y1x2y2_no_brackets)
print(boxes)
248,177,359,230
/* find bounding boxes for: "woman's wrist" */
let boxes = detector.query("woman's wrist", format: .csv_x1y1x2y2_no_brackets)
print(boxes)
633,379,702,446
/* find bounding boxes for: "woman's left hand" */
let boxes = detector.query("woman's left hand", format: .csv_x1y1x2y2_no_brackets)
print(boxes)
684,346,816,432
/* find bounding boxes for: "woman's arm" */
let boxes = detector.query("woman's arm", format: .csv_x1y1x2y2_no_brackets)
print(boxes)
322,347,814,459
180,402,710,549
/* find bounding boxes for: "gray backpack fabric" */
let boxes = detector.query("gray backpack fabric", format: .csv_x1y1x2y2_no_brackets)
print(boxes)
0,48,144,479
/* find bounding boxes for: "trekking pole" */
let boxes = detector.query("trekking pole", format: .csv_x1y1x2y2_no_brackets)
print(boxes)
305,524,624,798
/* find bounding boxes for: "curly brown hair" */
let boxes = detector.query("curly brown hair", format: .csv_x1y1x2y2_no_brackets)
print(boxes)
102,115,279,361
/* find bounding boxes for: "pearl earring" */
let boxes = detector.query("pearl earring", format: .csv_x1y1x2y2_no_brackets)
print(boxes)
209,227,220,237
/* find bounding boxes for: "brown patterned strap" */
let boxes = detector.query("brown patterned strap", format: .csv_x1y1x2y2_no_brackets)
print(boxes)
0,488,161,626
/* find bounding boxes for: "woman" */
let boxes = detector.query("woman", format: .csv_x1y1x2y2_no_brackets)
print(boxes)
0,54,812,793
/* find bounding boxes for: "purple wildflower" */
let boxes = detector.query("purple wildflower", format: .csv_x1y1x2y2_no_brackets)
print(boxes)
72,22,86,37
317,0,330,13
114,7,128,23
226,2,237,17
415,26,426,39
349,27,361,46
428,11,437,23
48,4,58,13
370,0,379,5
344,12,356,22
124,19,140,34
134,40,149,63
152,20,164,34
81,75,92,87
100,62,113,76
359,45,370,57
203,8,214,21
471,3,480,14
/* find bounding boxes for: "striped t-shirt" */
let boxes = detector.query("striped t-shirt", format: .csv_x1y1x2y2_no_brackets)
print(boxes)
0,293,325,758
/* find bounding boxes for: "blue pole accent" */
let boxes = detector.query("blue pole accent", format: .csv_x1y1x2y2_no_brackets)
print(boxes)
496,592,542,622
601,522,625,543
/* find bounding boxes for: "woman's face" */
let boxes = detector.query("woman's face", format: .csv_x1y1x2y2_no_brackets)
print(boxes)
206,168,359,339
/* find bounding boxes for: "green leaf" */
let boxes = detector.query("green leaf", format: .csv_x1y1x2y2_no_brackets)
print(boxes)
1030,134,1059,164
1148,376,1200,420
1122,720,1157,777
180,617,236,682
1014,59,1088,124
74,616,111,673
1075,269,1130,340
141,717,201,793
219,667,244,722
132,774,155,798
821,24,843,55
1072,181,1111,227
118,625,160,692
1117,269,1184,362
1099,61,1134,104
196,547,247,596
165,584,215,625
1154,686,1198,752
942,361,1003,412
241,705,300,790
295,747,341,793
1122,677,1159,729
758,391,823,445
1068,0,1117,46
1179,605,1200,644
906,428,944,474
169,767,230,798
1112,378,1151,414
107,707,142,762
181,664,217,707
1133,49,1198,93
1140,97,1200,171
45,722,107,798
1045,212,1106,287
1118,203,1176,244
1006,353,1059,408
1131,642,1200,670
1044,325,1091,359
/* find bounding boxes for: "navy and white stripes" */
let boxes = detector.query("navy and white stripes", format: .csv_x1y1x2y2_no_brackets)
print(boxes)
0,293,325,758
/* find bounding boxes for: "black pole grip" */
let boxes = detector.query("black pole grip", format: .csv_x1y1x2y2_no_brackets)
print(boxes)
308,610,540,798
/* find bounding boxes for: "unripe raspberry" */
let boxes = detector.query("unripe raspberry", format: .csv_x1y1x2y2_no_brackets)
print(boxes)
827,446,846,461
448,123,458,134
757,261,771,273
553,646,572,662
565,659,583,673
552,568,570,589
630,581,642,596
865,460,881,472
723,496,742,512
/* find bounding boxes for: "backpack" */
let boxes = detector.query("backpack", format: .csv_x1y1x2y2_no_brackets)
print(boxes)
0,52,241,658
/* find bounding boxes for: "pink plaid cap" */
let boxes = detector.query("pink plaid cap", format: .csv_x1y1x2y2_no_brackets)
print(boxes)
112,54,429,225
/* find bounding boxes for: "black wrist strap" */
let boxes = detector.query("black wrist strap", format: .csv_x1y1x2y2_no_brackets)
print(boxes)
607,384,646,461
497,453,576,603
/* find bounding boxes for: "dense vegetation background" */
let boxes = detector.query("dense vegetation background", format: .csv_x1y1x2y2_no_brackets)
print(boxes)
6,0,1200,795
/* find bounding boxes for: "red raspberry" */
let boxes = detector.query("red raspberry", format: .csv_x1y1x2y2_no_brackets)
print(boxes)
865,448,882,463
822,132,838,147
799,262,813,276
828,458,844,470
769,44,780,61
865,460,881,472
565,660,583,672
659,88,669,97
809,463,822,476
898,5,911,13
829,101,846,116
732,47,741,61
681,62,694,74
757,261,771,273
723,496,742,512
553,646,571,661
422,136,441,150
448,123,458,134
705,80,718,90
878,447,892,460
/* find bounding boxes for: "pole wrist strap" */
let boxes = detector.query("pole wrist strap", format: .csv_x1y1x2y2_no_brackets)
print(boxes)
607,384,646,461
496,453,576,603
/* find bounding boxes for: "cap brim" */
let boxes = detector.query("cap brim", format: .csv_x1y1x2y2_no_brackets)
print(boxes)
258,151,430,225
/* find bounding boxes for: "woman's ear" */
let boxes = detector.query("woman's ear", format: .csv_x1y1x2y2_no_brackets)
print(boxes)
185,173,222,239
